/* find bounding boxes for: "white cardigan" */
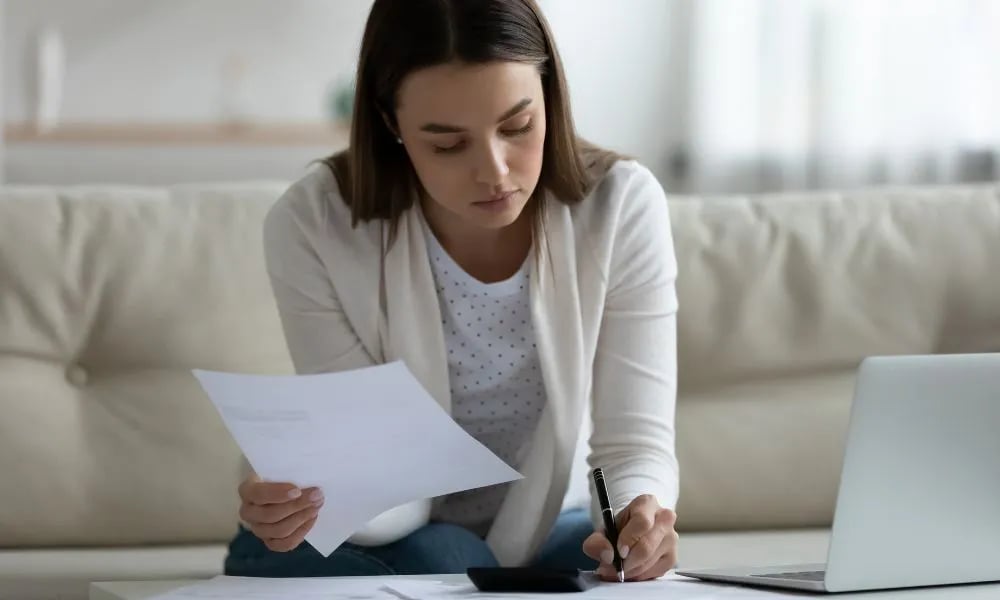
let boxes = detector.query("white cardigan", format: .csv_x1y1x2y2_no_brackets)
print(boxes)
262,159,679,566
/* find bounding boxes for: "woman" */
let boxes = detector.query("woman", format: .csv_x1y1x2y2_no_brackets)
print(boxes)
226,0,680,581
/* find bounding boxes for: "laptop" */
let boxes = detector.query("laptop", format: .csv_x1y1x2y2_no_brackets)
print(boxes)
676,353,1000,593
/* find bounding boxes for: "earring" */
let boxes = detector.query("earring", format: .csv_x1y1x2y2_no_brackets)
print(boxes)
396,137,403,144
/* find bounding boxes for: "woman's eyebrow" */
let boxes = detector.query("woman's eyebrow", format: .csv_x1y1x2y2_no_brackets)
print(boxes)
420,98,532,133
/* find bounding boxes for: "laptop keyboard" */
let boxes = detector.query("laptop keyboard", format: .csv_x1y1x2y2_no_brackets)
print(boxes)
753,570,826,581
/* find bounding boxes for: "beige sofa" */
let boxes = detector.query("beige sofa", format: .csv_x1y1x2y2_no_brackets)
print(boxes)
2,178,998,599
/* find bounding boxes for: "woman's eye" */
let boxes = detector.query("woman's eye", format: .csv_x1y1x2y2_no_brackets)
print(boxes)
501,120,534,137
430,121,532,154
433,141,466,154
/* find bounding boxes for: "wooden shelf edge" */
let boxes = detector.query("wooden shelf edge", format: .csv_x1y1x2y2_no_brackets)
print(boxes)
3,121,351,146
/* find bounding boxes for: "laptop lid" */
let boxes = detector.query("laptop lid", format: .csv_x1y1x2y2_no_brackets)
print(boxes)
824,353,1000,593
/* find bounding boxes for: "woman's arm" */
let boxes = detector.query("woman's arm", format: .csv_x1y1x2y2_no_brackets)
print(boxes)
262,198,377,374
589,164,680,519
584,164,681,580
260,193,429,546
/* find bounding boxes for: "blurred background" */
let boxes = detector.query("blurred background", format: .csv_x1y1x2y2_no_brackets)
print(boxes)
2,0,999,192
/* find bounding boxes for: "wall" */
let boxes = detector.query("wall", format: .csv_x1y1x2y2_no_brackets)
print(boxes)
2,0,677,184
0,1,5,183
541,0,684,184
2,0,370,124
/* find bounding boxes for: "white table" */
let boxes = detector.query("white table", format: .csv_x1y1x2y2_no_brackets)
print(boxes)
90,573,1000,600
89,574,448,600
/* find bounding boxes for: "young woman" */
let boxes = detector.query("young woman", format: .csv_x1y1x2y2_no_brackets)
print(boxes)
226,0,680,581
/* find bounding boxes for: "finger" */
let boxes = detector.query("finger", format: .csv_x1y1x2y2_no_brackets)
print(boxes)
241,487,324,525
241,479,308,505
266,515,318,553
255,505,322,541
622,530,662,578
627,550,678,582
625,526,678,580
623,513,675,578
596,564,622,582
620,506,675,568
582,531,615,564
616,495,658,557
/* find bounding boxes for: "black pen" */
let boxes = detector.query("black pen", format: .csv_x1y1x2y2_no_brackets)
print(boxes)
592,467,625,582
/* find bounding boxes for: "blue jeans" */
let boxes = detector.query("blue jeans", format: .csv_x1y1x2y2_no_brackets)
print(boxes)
225,508,598,577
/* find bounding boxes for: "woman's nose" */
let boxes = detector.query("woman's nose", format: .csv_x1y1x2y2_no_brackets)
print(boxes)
474,140,510,187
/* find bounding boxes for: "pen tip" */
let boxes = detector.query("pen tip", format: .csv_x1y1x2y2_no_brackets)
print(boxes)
618,571,625,583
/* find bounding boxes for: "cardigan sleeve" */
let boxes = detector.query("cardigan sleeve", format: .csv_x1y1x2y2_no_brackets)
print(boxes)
262,192,377,375
256,184,430,546
588,164,681,524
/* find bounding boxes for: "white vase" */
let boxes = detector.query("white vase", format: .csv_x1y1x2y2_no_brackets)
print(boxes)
33,25,65,133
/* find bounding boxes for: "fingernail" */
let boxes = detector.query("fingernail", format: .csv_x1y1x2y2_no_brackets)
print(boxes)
287,489,301,499
601,550,613,564
309,490,324,503
619,545,630,559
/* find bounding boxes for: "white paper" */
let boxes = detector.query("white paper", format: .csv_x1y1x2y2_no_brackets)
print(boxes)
386,573,795,600
151,574,798,600
148,576,444,600
193,361,522,556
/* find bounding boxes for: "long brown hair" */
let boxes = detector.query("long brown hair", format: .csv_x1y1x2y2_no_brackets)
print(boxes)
323,0,623,235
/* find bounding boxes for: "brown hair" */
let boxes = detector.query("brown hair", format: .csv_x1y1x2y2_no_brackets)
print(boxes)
323,0,623,236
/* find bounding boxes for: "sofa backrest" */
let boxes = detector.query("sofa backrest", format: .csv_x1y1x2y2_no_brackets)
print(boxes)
669,184,1000,530
1,181,998,546
0,183,294,547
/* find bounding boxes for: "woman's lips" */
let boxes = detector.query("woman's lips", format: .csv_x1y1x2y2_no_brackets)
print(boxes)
473,190,518,212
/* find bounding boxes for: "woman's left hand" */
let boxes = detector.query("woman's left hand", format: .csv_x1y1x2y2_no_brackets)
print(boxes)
582,494,679,582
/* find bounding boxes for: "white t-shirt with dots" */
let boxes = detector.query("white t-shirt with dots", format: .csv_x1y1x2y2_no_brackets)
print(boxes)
422,224,547,537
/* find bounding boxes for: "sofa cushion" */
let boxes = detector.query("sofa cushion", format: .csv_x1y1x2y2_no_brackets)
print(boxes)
679,528,830,569
668,184,1000,530
0,544,226,580
669,184,1000,389
0,184,294,547
675,372,852,531
0,544,225,600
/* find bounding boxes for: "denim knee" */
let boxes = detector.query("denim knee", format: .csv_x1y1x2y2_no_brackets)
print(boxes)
378,522,499,574
532,508,599,571
224,526,395,577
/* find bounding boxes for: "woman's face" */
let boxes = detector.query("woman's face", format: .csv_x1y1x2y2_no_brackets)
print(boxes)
394,61,547,233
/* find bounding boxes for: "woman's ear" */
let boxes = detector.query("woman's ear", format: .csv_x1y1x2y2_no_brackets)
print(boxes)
380,109,401,142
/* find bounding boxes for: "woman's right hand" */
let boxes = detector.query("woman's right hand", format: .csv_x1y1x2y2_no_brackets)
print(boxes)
238,474,325,552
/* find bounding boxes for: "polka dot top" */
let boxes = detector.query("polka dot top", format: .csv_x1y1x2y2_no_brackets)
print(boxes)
422,223,547,537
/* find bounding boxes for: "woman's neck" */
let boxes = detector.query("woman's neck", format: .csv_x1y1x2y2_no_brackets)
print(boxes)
421,198,534,284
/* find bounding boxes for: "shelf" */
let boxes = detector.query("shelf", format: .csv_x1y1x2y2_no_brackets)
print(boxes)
3,121,351,146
